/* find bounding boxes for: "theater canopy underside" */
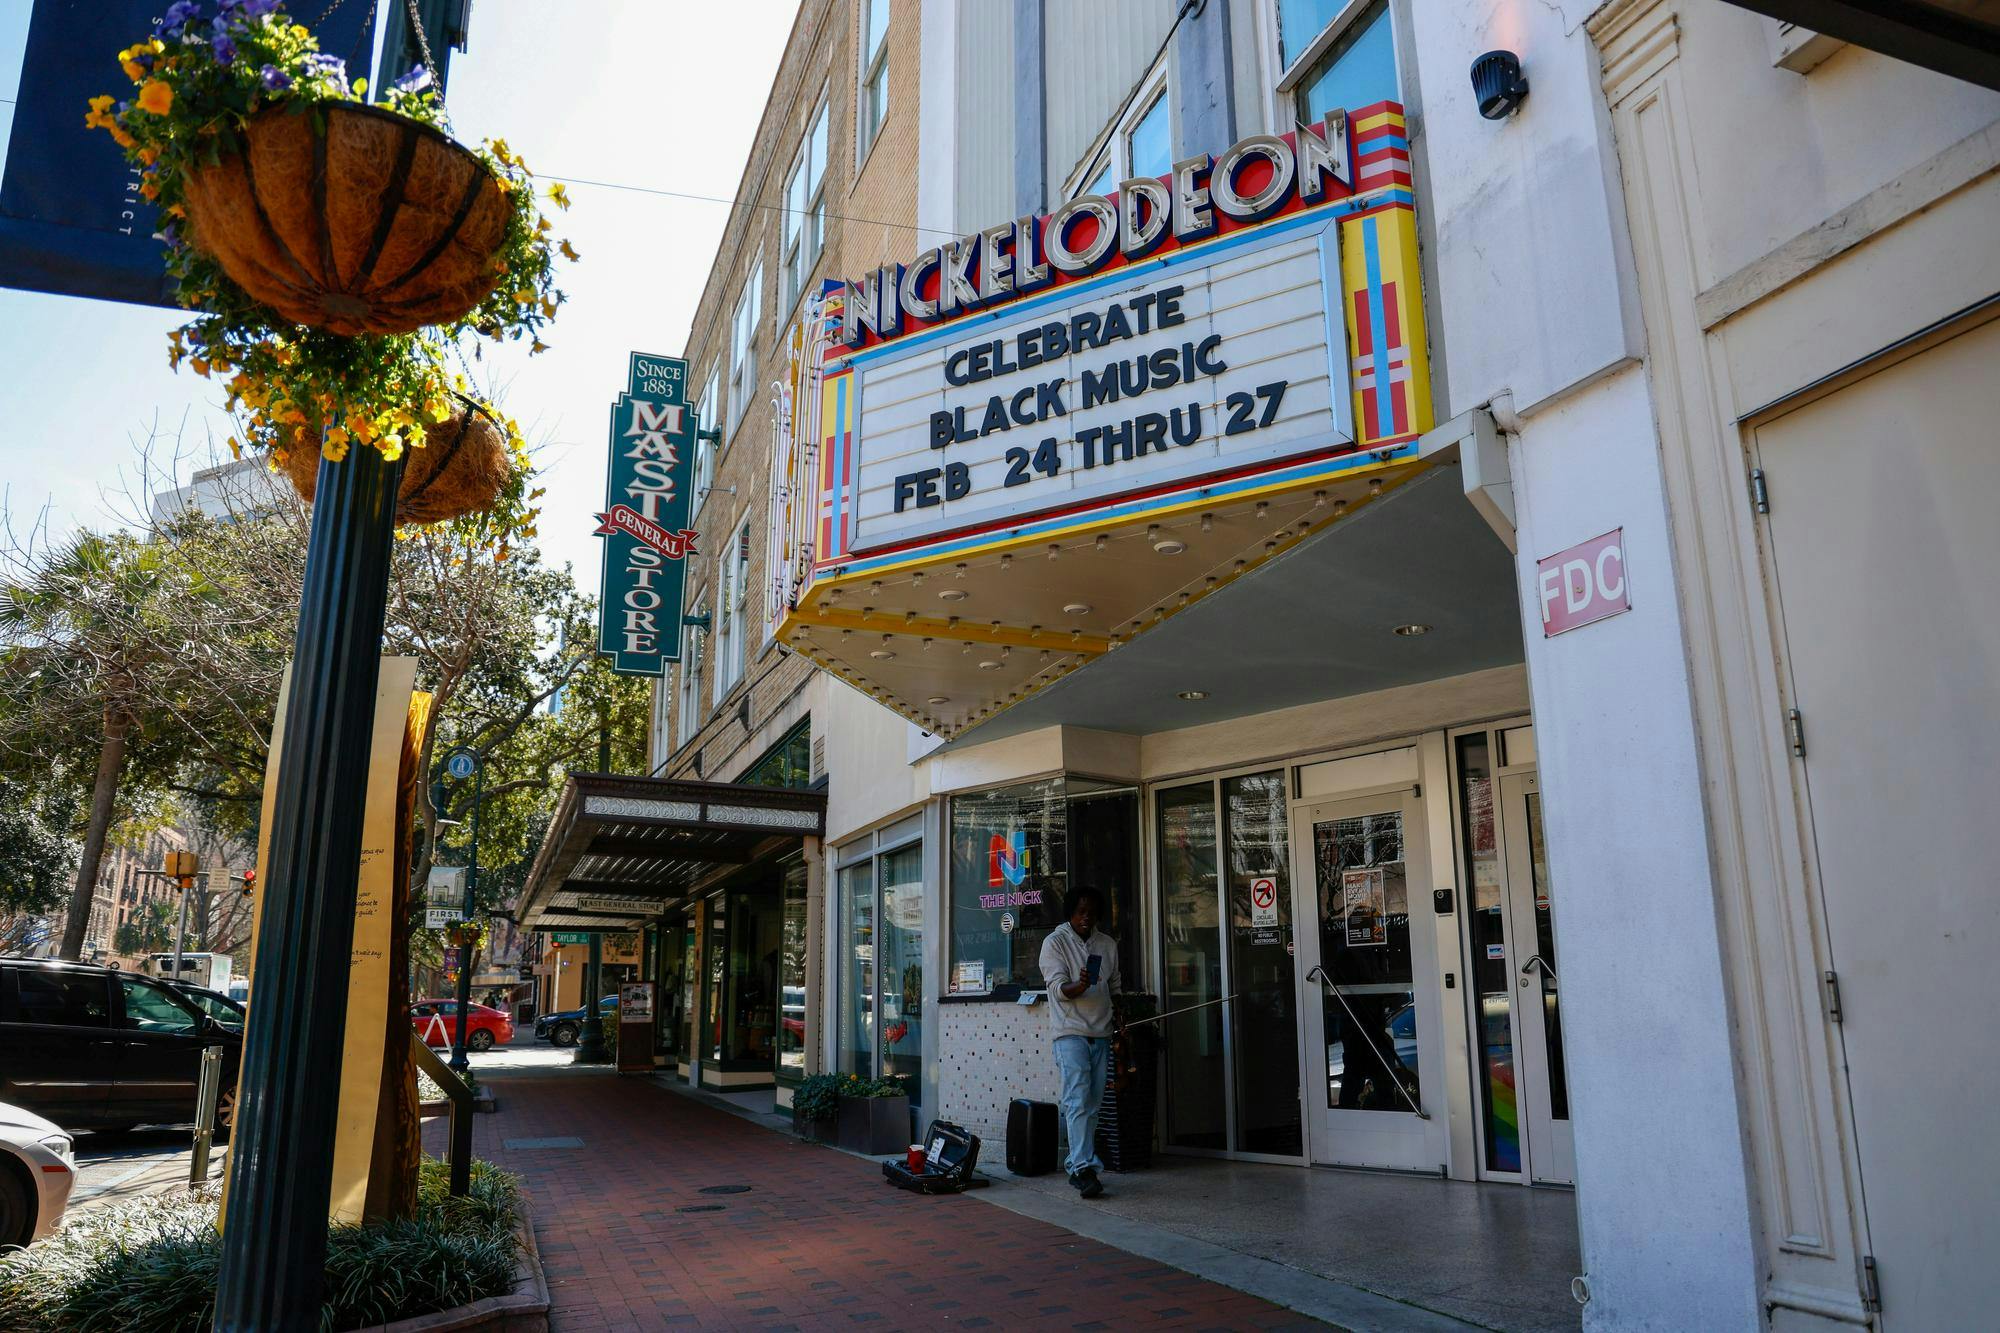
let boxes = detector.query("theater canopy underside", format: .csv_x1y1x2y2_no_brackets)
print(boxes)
515,774,826,932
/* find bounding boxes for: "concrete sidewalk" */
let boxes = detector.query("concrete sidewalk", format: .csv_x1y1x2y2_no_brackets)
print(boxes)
427,1066,1317,1330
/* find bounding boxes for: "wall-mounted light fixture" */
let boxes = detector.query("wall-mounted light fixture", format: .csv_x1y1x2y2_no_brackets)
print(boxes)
1471,50,1529,120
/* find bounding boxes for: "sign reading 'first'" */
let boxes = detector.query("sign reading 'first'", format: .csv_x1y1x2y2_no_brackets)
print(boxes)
596,352,699,675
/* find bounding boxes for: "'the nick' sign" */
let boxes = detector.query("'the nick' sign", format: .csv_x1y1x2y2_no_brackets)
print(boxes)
1536,528,1629,637
597,352,699,674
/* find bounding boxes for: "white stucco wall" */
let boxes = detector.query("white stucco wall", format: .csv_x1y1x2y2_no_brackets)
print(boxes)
1508,365,1759,1331
1405,1,1642,417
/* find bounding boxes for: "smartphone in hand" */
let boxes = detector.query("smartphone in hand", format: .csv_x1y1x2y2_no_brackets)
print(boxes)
1084,954,1102,986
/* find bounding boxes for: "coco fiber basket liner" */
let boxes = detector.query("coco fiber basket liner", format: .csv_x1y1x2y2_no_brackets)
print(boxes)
280,400,511,525
181,102,510,336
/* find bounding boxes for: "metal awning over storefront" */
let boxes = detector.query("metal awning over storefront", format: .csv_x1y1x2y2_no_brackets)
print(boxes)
515,774,825,931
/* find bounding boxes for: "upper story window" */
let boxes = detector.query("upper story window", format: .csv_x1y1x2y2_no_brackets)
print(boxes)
1071,64,1173,200
1277,0,1398,128
783,102,830,313
676,611,706,744
712,518,752,703
858,0,890,158
728,259,762,435
694,364,720,514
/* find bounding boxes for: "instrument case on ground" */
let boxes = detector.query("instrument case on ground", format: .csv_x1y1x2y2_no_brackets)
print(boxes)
883,1119,985,1194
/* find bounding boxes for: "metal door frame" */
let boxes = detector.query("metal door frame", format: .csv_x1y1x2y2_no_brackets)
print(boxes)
1291,785,1446,1171
1499,769,1573,1185
1146,769,1311,1166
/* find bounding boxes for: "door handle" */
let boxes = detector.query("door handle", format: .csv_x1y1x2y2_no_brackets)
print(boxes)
1519,953,1557,984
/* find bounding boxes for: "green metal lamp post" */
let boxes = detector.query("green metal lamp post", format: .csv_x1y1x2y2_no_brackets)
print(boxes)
575,931,610,1063
442,744,484,1074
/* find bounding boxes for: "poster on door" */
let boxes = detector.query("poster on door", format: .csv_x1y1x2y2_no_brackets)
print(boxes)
1342,868,1387,947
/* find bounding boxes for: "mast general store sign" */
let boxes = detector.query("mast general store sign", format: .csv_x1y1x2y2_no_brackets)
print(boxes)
596,352,698,675
815,111,1429,563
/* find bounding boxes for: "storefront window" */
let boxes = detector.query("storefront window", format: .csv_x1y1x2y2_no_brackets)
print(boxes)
838,862,875,1076
1224,771,1301,1156
947,777,1138,993
1312,808,1417,1112
1159,782,1226,1150
777,861,809,1081
1457,733,1518,1170
878,844,924,1091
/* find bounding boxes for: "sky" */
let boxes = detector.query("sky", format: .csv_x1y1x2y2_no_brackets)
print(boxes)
0,0,801,587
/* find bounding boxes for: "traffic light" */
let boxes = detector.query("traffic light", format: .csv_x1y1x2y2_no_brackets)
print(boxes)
238,869,256,897
164,850,199,887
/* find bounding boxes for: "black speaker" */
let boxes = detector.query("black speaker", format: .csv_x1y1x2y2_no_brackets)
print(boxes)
1006,1098,1058,1175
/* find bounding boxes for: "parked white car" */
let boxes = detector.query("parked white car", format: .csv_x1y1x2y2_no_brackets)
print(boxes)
0,1101,76,1248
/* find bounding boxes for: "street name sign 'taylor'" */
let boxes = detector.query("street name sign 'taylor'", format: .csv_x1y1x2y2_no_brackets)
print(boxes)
597,352,699,674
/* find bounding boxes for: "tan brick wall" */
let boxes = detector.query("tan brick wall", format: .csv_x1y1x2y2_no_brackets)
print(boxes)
656,0,923,784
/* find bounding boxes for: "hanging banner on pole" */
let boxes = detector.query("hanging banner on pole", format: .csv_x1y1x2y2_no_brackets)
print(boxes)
596,352,697,674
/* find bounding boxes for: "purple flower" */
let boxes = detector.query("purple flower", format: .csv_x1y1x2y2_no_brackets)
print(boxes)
156,222,181,247
159,1,203,36
212,34,237,65
393,64,433,94
259,63,291,91
304,53,348,86
242,0,282,17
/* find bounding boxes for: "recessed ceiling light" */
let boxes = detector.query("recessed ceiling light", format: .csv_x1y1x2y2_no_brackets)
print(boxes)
937,588,968,601
926,695,950,705
869,649,896,660
1062,602,1092,616
1152,536,1187,555
978,660,1003,671
1178,689,1210,701
1393,623,1432,637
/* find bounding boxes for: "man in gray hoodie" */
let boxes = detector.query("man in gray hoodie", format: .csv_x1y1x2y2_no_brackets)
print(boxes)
1039,884,1120,1198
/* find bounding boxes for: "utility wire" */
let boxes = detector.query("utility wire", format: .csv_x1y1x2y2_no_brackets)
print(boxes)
541,172,959,240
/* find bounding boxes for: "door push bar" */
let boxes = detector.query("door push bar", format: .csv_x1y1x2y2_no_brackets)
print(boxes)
1306,965,1430,1120
1519,953,1558,984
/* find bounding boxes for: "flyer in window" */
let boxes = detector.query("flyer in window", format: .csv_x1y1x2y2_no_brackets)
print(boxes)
1342,868,1387,947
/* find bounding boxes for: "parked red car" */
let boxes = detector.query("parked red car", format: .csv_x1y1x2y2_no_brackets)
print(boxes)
410,1000,513,1052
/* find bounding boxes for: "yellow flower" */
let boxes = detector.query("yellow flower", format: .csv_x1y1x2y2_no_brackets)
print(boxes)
547,182,571,209
109,124,136,149
136,80,173,115
560,239,580,262
190,356,210,377
121,58,145,81
325,425,350,449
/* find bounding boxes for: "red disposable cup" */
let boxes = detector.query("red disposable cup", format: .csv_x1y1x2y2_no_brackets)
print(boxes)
906,1144,926,1173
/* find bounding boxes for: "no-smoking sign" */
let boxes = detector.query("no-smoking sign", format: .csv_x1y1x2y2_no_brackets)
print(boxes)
1250,875,1279,928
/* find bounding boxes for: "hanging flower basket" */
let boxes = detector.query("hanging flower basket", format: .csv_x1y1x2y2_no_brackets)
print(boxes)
90,3,578,518
278,395,511,525
180,101,512,336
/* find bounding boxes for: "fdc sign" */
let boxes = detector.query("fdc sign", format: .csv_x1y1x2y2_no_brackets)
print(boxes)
597,352,699,674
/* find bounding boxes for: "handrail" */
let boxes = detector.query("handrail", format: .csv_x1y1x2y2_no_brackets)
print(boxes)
410,1031,473,1197
1305,965,1430,1120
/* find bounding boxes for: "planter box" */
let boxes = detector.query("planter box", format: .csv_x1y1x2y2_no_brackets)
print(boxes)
342,1201,548,1332
794,1109,835,1143
835,1094,910,1155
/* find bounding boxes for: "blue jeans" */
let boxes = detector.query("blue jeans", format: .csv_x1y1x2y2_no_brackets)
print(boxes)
1053,1035,1108,1175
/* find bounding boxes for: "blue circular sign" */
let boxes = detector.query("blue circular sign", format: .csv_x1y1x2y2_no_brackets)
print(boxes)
447,751,477,779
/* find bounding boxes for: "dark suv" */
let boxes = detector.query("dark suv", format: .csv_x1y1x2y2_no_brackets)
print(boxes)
0,957,241,1135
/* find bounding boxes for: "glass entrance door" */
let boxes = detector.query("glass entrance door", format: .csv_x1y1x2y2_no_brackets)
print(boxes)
1292,789,1444,1171
1456,728,1572,1185
1500,772,1571,1183
1156,772,1304,1161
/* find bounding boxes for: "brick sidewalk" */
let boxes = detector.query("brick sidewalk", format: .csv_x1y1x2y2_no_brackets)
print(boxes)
426,1068,1316,1331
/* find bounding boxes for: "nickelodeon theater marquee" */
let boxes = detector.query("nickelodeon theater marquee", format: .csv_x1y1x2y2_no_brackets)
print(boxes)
770,103,1432,736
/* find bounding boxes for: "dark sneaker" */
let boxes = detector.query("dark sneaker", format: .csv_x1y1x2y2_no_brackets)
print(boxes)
1077,1168,1105,1199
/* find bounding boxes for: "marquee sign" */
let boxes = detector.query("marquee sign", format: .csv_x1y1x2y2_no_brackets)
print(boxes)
776,103,1433,738
597,352,699,675
813,104,1430,574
